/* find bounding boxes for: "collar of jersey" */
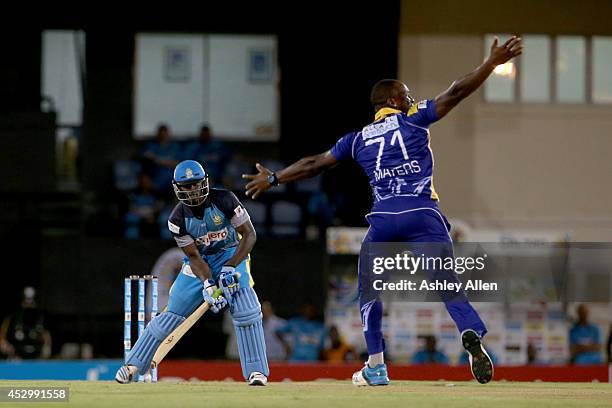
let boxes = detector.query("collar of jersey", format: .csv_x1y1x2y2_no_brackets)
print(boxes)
374,107,402,122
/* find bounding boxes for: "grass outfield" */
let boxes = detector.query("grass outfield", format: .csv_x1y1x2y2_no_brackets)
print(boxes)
0,380,611,408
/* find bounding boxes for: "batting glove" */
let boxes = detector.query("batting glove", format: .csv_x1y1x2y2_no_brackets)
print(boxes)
219,266,240,299
202,279,227,313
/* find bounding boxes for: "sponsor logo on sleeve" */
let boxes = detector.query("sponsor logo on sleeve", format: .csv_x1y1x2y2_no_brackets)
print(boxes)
417,100,427,109
168,221,180,234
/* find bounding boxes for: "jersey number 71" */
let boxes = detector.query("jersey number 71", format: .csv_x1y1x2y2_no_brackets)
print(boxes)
364,130,410,171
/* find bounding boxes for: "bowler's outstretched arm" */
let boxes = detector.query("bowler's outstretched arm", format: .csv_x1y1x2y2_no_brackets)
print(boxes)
243,153,338,199
434,35,523,119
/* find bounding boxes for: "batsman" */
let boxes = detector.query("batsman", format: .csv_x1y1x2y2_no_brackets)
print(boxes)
116,159,269,386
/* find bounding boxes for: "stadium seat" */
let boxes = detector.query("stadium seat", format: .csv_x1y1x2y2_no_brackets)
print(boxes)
243,199,267,234
224,159,253,190
113,159,142,191
270,200,302,236
295,175,322,194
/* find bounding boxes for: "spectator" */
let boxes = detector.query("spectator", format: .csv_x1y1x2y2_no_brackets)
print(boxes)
183,124,232,187
124,173,163,239
158,203,177,240
223,153,254,191
607,324,611,363
0,287,51,360
308,191,343,224
262,301,287,361
277,303,327,362
141,124,182,196
606,324,612,363
526,342,543,365
411,335,450,364
569,304,603,364
322,325,357,362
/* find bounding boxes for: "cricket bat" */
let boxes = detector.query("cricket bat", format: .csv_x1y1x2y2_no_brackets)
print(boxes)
151,288,223,369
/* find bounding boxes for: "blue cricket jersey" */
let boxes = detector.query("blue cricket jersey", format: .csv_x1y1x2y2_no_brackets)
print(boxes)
277,317,327,362
167,188,249,259
142,141,183,190
330,99,440,212
569,323,603,364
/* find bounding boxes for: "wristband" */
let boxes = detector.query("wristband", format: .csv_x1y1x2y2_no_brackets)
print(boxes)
267,173,279,187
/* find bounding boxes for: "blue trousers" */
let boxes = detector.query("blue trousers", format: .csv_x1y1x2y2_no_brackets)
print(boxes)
165,248,268,379
359,206,487,355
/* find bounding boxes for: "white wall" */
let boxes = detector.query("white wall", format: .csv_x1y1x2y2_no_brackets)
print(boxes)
208,35,278,140
134,33,278,140
134,34,207,138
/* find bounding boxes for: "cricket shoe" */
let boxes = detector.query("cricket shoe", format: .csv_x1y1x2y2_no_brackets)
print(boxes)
462,329,494,384
248,372,268,386
352,363,389,386
115,365,138,384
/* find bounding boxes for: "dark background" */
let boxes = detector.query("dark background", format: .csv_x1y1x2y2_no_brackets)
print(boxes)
0,5,399,358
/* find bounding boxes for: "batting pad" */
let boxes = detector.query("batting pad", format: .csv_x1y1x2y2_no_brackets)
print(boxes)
231,287,270,379
126,311,185,375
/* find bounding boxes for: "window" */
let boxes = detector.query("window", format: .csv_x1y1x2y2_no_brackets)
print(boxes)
41,30,85,125
485,34,612,105
592,37,612,103
556,36,586,103
484,34,515,102
520,35,550,102
41,30,85,188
